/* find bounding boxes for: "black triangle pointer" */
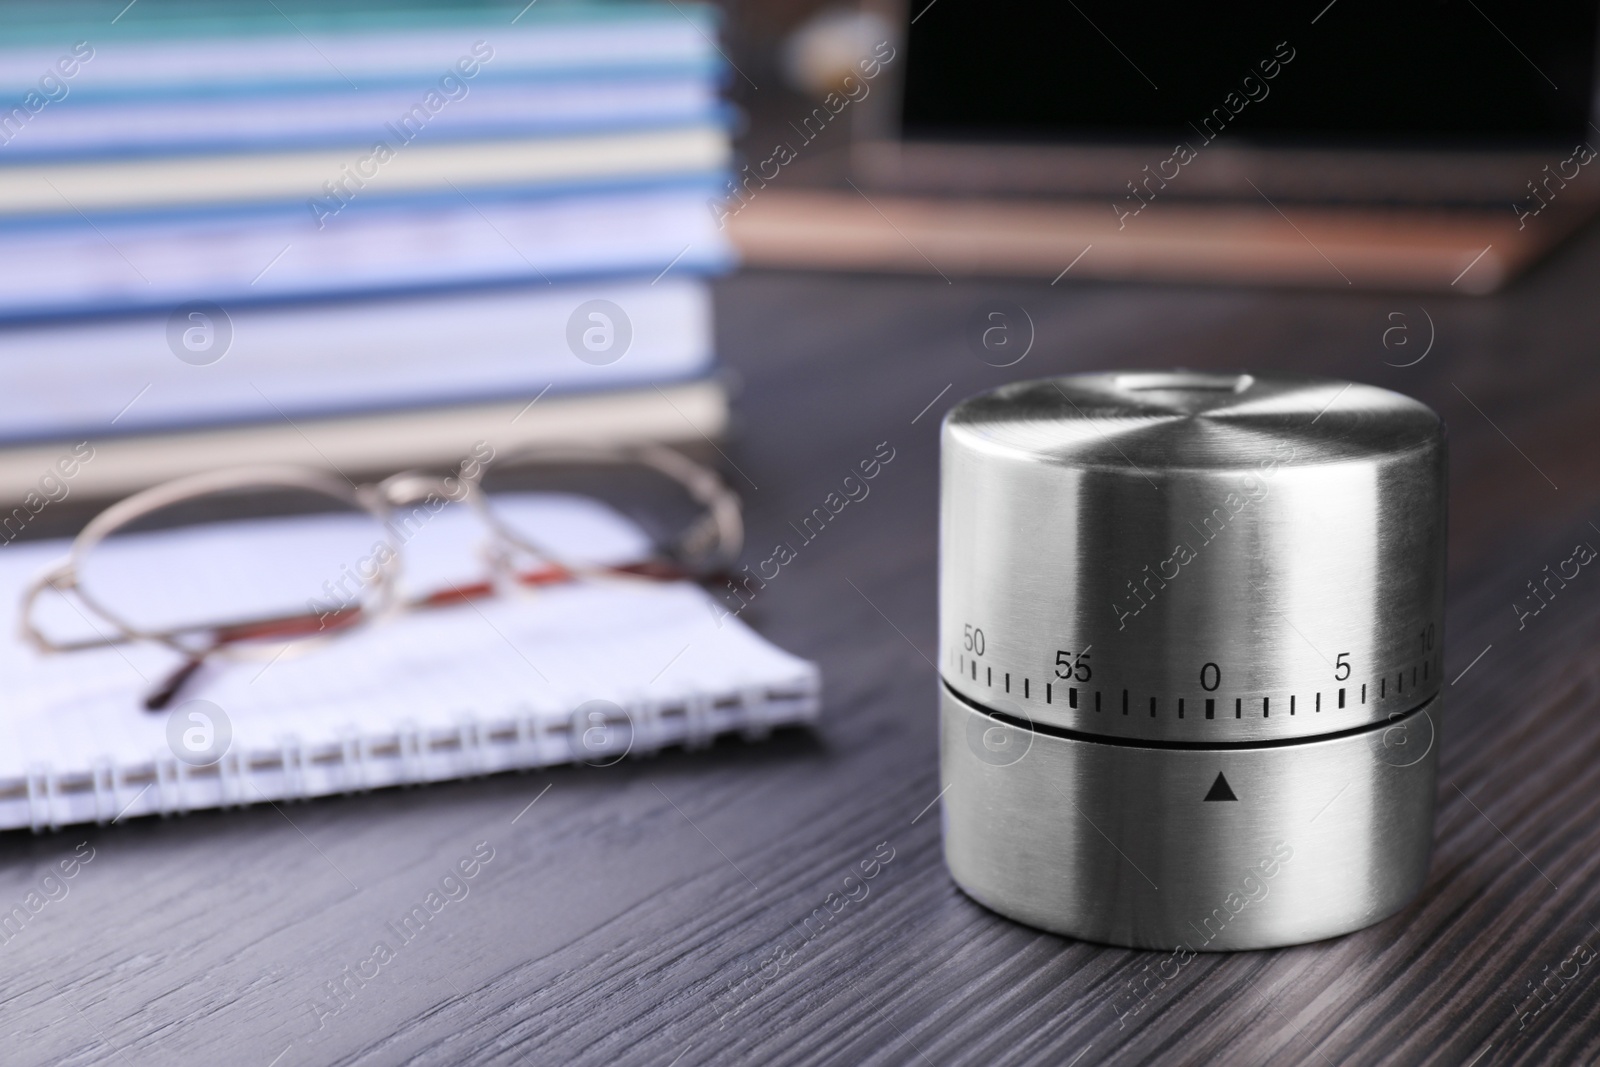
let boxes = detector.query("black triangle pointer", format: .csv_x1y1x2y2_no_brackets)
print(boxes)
1204,772,1238,802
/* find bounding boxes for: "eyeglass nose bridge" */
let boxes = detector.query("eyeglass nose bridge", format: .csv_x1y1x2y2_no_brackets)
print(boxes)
372,471,473,511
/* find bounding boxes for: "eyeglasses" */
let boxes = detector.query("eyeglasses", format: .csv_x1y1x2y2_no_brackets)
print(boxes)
21,442,742,710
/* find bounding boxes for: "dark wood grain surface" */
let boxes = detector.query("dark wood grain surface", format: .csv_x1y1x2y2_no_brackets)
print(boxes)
7,225,1600,1067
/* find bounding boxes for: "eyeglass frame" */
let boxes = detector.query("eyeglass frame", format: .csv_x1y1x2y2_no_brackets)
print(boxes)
19,442,743,669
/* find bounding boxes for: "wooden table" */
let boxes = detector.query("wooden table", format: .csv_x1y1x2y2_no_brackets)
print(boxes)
9,227,1600,1066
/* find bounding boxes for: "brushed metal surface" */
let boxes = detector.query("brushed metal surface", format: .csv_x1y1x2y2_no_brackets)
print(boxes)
938,371,1445,949
940,371,1447,743
940,686,1439,952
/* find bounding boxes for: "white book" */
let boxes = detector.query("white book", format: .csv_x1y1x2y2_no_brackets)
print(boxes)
0,276,713,443
0,125,728,217
0,184,729,319
0,492,820,832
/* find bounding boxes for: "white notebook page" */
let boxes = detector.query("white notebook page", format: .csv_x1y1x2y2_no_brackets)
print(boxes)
0,493,819,831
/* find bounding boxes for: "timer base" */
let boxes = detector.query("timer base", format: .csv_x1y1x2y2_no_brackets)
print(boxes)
940,686,1438,951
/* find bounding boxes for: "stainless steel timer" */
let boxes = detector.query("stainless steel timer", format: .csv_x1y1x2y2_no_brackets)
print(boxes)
939,371,1445,951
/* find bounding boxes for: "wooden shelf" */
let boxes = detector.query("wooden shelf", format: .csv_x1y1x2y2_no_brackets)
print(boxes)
729,188,1596,293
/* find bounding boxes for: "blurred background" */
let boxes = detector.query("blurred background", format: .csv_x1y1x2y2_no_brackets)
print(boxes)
1,0,1596,524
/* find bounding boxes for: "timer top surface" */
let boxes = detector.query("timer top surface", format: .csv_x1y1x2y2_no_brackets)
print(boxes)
948,371,1443,474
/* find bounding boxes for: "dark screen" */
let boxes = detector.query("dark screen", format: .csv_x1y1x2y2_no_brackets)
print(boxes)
901,1,1598,148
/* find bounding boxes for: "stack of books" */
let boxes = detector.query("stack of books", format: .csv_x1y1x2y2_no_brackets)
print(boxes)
0,0,733,499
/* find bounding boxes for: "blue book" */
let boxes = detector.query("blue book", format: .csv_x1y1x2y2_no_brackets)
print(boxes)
0,175,734,320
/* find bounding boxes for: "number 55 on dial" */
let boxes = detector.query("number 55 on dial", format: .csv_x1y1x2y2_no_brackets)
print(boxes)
1055,649,1091,681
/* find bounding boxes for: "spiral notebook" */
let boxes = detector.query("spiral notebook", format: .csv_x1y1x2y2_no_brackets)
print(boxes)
0,494,820,832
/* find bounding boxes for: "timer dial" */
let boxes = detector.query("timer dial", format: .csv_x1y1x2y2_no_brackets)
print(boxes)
940,371,1445,743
